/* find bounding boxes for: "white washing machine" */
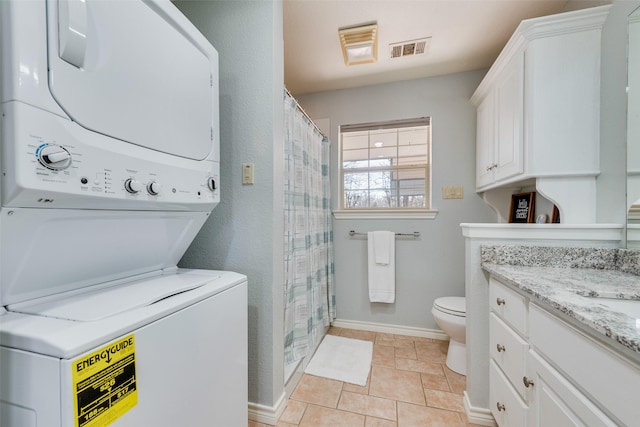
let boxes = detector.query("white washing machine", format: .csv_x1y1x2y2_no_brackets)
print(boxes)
0,1,248,426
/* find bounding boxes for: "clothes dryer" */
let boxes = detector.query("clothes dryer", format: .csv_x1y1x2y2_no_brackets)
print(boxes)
0,1,247,426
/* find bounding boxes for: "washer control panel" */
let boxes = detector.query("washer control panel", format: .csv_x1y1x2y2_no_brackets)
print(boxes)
2,103,220,211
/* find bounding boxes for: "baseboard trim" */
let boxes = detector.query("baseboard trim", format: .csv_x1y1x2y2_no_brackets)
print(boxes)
463,392,497,426
248,391,287,425
331,318,449,341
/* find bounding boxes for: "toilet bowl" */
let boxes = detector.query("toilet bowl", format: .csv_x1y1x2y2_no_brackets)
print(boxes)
431,296,466,375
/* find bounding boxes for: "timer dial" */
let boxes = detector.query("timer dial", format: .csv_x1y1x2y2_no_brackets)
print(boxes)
37,145,72,170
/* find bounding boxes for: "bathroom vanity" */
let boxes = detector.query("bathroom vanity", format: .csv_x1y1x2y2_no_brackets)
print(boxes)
482,246,640,426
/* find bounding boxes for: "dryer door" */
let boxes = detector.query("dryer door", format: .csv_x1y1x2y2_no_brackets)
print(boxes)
46,0,217,161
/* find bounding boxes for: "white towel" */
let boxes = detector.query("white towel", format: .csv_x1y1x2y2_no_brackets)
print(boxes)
367,231,395,303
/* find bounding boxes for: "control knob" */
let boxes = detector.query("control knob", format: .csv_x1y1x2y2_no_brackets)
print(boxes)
207,177,217,191
37,144,72,170
147,181,162,196
124,178,144,194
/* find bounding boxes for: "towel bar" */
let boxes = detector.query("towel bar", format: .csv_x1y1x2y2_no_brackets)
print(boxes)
348,230,420,238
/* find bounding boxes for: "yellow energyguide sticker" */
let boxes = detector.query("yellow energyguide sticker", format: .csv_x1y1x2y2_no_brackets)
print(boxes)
72,334,138,427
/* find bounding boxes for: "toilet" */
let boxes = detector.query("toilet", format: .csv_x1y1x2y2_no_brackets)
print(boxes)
431,296,466,375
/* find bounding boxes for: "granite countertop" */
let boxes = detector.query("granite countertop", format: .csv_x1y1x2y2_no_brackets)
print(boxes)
481,246,640,358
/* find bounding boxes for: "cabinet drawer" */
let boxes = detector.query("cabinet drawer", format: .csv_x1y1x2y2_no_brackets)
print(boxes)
490,277,527,335
490,313,528,399
530,304,640,427
490,360,528,427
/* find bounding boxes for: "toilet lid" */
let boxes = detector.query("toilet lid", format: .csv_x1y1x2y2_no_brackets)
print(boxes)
434,297,466,316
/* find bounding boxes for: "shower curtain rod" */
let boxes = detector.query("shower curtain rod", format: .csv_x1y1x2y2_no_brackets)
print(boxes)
285,87,326,138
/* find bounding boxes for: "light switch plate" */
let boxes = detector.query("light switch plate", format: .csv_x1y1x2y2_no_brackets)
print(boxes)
242,163,254,185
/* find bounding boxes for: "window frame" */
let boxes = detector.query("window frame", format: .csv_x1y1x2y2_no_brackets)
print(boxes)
334,117,438,220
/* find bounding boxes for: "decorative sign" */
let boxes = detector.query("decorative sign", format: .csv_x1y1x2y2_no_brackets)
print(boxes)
509,192,536,223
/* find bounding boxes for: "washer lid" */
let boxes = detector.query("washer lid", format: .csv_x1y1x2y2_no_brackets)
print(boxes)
10,271,220,321
0,270,248,359
434,297,466,314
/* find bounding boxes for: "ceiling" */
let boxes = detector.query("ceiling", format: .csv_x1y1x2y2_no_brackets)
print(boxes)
283,0,610,96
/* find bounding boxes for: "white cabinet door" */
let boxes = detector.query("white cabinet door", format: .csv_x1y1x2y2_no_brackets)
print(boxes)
476,91,495,188
494,53,524,182
526,350,617,427
490,360,528,427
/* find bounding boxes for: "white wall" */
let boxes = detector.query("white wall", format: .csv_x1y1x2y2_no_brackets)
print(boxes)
174,0,285,410
297,70,497,330
597,0,638,225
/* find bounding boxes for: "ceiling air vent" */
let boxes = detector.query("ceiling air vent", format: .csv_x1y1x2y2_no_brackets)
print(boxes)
389,38,431,59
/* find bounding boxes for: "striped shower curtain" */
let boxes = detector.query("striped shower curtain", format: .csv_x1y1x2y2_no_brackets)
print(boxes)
283,90,335,366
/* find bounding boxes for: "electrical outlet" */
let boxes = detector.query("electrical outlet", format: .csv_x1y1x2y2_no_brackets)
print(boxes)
442,185,463,199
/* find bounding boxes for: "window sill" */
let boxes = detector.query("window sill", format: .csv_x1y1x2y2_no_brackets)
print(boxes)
332,209,439,220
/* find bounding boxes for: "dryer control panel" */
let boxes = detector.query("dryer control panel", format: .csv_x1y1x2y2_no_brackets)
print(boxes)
1,102,220,211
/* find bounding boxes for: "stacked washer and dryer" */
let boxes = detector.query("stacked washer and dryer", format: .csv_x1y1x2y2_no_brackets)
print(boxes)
0,1,247,426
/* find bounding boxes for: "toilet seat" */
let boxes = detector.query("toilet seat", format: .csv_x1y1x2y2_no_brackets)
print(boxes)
433,297,466,317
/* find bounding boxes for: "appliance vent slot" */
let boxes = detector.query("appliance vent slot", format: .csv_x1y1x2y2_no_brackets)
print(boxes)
389,37,431,59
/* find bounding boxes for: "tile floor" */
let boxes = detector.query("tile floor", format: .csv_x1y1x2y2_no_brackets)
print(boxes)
249,327,484,427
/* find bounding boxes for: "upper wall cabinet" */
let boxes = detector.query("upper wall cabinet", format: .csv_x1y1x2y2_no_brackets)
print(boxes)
471,6,611,223
476,52,524,189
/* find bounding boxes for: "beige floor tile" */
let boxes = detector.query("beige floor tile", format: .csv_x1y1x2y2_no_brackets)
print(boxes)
394,345,417,359
366,416,398,427
425,389,465,412
420,372,450,392
393,334,418,342
291,374,343,408
392,338,415,349
369,365,425,405
340,329,377,342
372,344,395,368
444,365,467,395
395,357,445,376
278,400,307,424
248,421,268,427
397,401,464,427
268,327,470,427
343,373,370,394
298,404,366,427
415,340,448,363
338,391,397,421
375,333,396,346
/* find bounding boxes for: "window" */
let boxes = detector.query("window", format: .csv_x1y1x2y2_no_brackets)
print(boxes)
337,118,433,218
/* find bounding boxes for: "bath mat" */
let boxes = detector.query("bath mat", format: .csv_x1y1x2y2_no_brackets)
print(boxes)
304,335,373,386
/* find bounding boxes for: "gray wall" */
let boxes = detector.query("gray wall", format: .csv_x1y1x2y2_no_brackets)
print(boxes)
297,70,497,330
174,0,285,409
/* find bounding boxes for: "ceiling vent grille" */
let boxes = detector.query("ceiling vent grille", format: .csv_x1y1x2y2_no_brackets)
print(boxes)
390,38,431,59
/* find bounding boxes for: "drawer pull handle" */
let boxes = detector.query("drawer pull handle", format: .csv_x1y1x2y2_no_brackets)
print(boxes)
496,402,506,412
496,298,506,306
496,344,506,352
523,376,535,388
